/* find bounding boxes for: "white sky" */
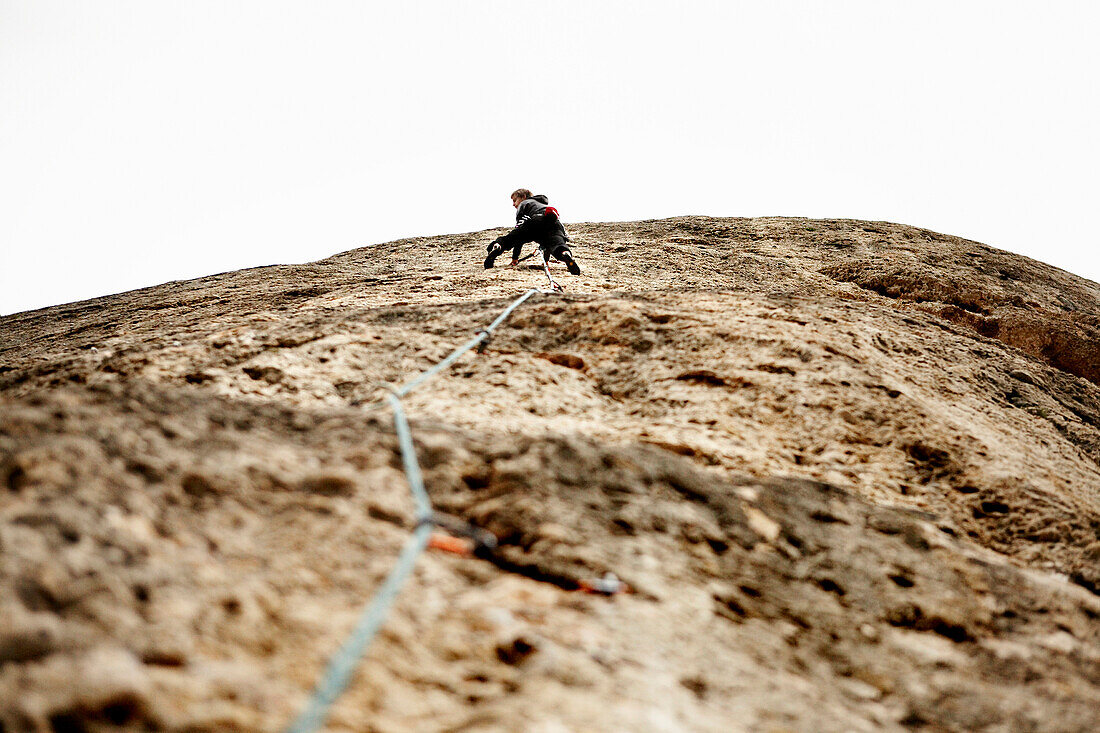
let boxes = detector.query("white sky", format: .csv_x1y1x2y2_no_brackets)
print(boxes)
2,1,1098,316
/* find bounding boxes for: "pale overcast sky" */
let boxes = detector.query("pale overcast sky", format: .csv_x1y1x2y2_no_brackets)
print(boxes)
2,1,1098,315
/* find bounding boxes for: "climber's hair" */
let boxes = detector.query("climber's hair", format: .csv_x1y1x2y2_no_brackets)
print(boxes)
511,188,532,201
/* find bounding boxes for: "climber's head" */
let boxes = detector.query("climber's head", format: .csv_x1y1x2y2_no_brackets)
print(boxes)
511,189,532,208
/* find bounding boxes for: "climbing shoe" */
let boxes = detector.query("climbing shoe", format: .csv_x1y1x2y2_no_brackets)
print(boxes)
564,253,581,275
484,242,502,269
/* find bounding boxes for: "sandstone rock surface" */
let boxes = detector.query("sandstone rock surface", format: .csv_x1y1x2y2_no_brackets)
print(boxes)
2,217,1099,732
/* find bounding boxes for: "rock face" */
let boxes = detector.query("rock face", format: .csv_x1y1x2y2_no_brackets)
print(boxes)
1,216,1099,732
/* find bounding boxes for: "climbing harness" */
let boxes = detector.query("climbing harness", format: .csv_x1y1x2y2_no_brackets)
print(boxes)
285,288,551,733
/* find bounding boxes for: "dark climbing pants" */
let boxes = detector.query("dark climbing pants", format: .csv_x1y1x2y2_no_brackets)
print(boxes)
536,233,573,264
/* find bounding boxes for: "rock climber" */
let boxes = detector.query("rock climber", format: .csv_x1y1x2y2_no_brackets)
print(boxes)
484,189,582,275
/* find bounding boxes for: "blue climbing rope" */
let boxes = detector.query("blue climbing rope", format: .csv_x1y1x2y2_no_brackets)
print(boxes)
285,288,549,733
394,288,544,398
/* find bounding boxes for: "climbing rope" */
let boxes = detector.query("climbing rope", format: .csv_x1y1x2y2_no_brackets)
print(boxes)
539,250,563,293
285,288,551,733
393,288,544,399
510,249,563,292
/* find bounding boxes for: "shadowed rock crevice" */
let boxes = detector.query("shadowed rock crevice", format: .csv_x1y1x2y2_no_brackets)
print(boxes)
821,258,1100,386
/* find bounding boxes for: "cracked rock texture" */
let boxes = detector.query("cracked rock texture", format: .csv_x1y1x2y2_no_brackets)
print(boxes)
2,216,1099,732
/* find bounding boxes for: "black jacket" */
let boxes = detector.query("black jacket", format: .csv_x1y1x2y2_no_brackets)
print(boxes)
494,195,569,254
515,195,550,224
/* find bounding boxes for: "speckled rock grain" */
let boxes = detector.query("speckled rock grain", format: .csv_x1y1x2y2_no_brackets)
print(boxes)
2,216,1099,732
